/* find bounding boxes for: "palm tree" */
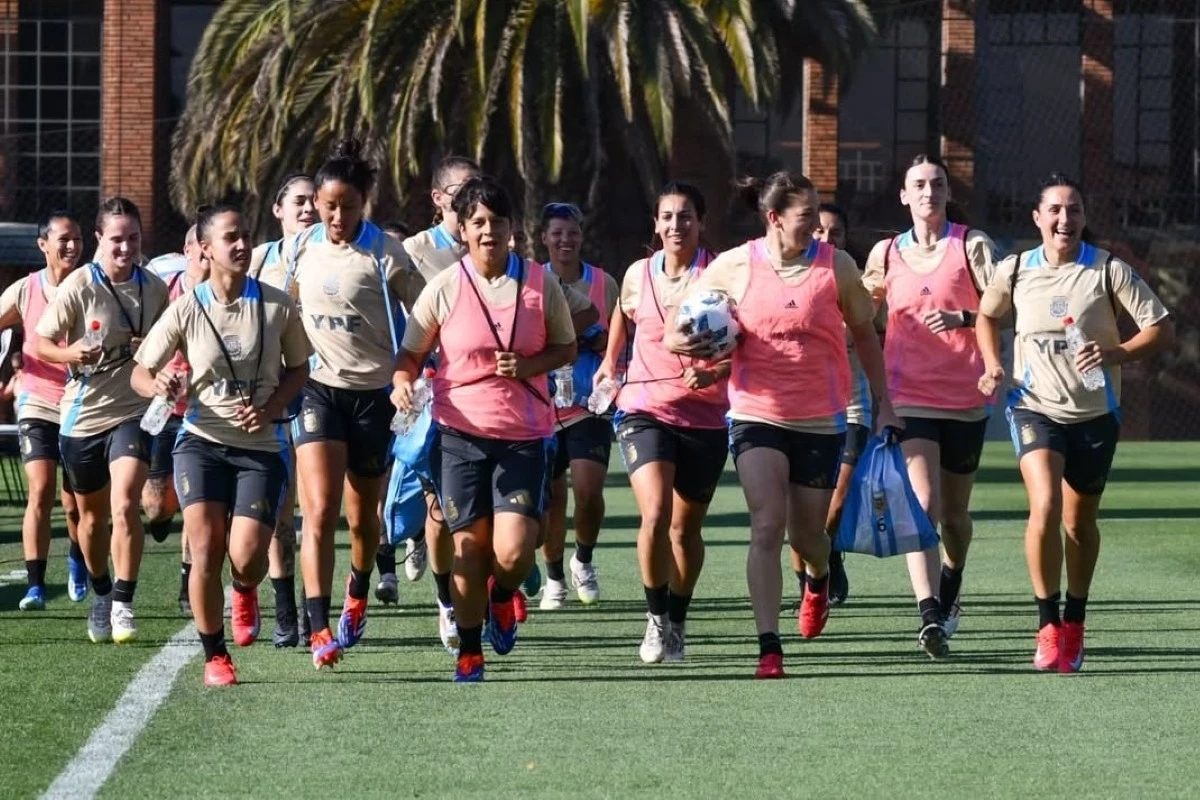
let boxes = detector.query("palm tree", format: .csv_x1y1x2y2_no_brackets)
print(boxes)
171,0,875,243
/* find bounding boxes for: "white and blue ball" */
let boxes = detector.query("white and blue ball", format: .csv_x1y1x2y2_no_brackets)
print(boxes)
676,290,740,358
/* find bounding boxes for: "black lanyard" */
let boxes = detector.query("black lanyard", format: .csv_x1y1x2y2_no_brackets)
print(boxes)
645,256,688,373
194,280,266,409
94,264,144,336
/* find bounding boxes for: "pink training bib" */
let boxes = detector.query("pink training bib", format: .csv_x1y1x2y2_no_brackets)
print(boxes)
18,270,68,409
883,223,989,410
729,239,851,422
618,250,728,430
433,256,553,440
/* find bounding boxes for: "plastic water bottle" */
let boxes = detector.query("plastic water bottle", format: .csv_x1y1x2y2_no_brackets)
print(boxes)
391,368,435,435
79,319,104,376
1062,317,1106,391
140,373,188,435
587,374,623,415
552,365,574,409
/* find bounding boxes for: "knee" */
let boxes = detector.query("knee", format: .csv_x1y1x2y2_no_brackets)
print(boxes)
574,486,604,518
1026,491,1061,529
638,503,671,539
306,502,341,537
111,495,139,526
941,508,973,537
64,503,81,527
1063,518,1099,544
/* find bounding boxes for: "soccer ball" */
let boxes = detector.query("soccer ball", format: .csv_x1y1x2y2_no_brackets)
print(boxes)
676,290,740,358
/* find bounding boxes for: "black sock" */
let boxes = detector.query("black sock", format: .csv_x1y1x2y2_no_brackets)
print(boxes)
271,575,296,612
347,567,372,600
758,632,783,657
179,562,191,599
1063,593,1087,624
491,582,515,604
939,564,964,616
794,570,807,592
148,518,171,543
92,573,112,597
806,572,829,594
26,559,46,589
199,630,228,661
306,596,331,632
433,571,453,606
69,540,83,562
375,543,396,575
667,591,691,625
546,558,565,582
574,543,595,564
1037,593,1062,629
918,597,940,627
644,584,669,617
459,624,484,656
113,579,137,604
231,580,252,595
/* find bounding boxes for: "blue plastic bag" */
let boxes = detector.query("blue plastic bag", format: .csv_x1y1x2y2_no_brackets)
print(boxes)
835,429,939,558
383,404,435,545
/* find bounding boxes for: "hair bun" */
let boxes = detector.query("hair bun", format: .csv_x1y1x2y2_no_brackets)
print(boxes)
330,138,364,162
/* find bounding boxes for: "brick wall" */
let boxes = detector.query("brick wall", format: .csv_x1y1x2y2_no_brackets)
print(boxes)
940,0,976,215
101,0,163,251
802,59,839,202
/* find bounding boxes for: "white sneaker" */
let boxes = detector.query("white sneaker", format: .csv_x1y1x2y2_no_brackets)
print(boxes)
569,555,600,605
111,600,137,644
88,594,113,643
404,538,428,582
664,621,686,662
943,599,962,638
437,601,459,655
374,573,399,605
539,578,568,610
640,613,668,663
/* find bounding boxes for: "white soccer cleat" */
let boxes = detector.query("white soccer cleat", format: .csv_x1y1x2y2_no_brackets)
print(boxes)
569,555,600,605
539,578,568,610
88,594,113,643
640,613,668,664
374,573,399,605
438,601,460,655
404,538,428,582
664,621,686,663
111,600,137,644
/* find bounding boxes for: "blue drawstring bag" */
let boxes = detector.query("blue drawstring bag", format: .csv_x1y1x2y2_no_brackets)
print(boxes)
835,428,939,558
383,402,435,546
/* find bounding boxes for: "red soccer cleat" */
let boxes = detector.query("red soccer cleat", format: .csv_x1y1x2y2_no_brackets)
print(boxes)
231,587,260,647
203,654,238,687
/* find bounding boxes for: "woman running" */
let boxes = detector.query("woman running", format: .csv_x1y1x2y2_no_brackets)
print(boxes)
33,197,170,643
284,139,424,668
133,204,310,686
539,201,620,609
592,182,727,664
976,173,1173,673
248,173,316,647
671,173,898,678
0,211,84,610
392,176,577,682
789,203,873,605
861,154,999,658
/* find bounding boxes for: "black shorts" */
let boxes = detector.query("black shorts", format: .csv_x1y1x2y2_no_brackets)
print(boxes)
291,379,393,478
551,416,613,480
431,426,546,533
148,415,183,480
59,418,151,495
841,423,872,467
615,412,728,504
173,432,289,526
899,415,989,475
18,418,61,465
728,421,844,490
1008,408,1120,496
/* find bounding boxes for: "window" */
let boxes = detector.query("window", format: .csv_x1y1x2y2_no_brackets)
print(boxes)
731,88,804,174
1114,15,1173,168
3,0,103,222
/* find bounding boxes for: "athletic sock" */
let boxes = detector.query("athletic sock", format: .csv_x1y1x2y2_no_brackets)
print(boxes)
199,630,229,661
805,572,829,594
490,582,515,604
794,569,807,593
574,543,595,564
375,543,397,576
91,573,113,597
307,596,331,632
179,561,192,597
546,558,565,582
113,579,137,604
918,596,941,627
667,591,691,625
758,632,783,658
1063,592,1087,624
644,584,669,617
271,575,296,613
148,518,171,543
68,540,83,563
433,571,453,607
26,559,46,589
231,580,252,595
939,564,964,616
459,624,484,656
1037,593,1062,629
347,567,372,600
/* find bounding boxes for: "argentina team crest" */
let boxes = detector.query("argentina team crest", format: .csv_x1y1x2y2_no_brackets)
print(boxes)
222,335,243,358
1049,296,1069,318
